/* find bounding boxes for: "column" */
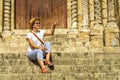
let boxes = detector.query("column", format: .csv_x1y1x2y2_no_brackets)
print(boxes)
91,0,104,47
3,0,11,33
81,0,89,32
102,0,107,26
89,0,94,29
102,0,107,46
77,0,82,31
0,0,3,33
105,0,119,47
118,0,120,47
67,0,72,29
94,0,102,24
71,0,78,29
119,0,120,15
107,0,116,23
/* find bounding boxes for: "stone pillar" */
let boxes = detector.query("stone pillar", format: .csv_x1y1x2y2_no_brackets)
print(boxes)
89,0,94,29
71,0,78,29
118,0,120,47
94,0,102,24
68,0,78,34
3,0,11,33
105,0,119,47
119,0,120,15
90,0,104,47
77,0,90,44
102,0,107,26
77,0,82,31
107,0,116,22
101,0,107,46
67,0,72,29
11,0,15,32
0,0,3,33
81,0,89,32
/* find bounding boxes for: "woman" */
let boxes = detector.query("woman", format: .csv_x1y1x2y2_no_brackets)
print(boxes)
26,17,57,73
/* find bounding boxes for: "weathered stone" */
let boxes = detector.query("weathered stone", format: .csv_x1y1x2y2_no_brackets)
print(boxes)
0,0,120,80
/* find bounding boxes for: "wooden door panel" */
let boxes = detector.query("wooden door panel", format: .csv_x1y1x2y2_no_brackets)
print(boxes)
15,0,67,29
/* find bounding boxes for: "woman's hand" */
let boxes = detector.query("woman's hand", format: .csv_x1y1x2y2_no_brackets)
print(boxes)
40,45,48,50
53,20,59,26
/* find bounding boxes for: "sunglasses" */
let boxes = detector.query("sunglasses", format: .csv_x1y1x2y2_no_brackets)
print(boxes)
34,22,40,25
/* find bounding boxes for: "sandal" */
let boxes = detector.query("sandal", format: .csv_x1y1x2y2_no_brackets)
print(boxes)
41,68,48,73
45,60,53,66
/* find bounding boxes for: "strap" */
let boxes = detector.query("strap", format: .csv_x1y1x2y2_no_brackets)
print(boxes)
31,31,44,45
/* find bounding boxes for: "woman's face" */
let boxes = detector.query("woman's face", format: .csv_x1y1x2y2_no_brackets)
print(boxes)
33,20,41,30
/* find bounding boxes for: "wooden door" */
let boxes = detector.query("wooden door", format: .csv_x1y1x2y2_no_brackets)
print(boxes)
15,0,67,29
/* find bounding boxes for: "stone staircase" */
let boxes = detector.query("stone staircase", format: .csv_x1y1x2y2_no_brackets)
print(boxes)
0,34,120,80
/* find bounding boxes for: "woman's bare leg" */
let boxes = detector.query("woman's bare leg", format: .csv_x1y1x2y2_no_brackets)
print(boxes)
37,59,45,69
46,53,51,61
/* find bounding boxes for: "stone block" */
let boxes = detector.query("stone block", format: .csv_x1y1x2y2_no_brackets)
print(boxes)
0,66,8,74
51,73,64,80
91,28,103,36
34,74,51,80
0,74,5,80
105,47,120,53
106,22,119,33
9,66,20,74
0,43,6,53
6,47,26,53
75,59,94,65
53,65,70,72
94,52,120,59
102,2,107,8
76,47,89,52
89,5,94,11
19,74,34,80
7,74,19,80
90,36,103,47
103,19,107,26
102,9,107,18
89,0,94,4
8,59,29,66
65,75,75,80
53,58,76,65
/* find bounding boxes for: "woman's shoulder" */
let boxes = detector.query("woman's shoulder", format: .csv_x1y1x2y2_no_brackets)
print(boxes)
27,31,33,35
40,30,46,33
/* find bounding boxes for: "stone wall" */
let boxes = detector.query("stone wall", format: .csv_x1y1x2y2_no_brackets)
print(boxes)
0,0,119,54
0,0,119,47
77,0,120,47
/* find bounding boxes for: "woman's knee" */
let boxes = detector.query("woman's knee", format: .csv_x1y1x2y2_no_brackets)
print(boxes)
45,42,51,46
36,49,44,60
36,49,42,52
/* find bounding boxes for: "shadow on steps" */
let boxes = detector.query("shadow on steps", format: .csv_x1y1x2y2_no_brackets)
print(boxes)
28,54,55,70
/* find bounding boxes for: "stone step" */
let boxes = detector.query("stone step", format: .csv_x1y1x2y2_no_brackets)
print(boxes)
2,43,118,53
1,52,120,60
0,72,118,80
0,65,119,74
1,57,120,67
0,58,92,66
0,34,84,47
1,38,82,48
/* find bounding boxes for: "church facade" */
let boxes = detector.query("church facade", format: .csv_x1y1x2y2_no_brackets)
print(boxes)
0,0,120,49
